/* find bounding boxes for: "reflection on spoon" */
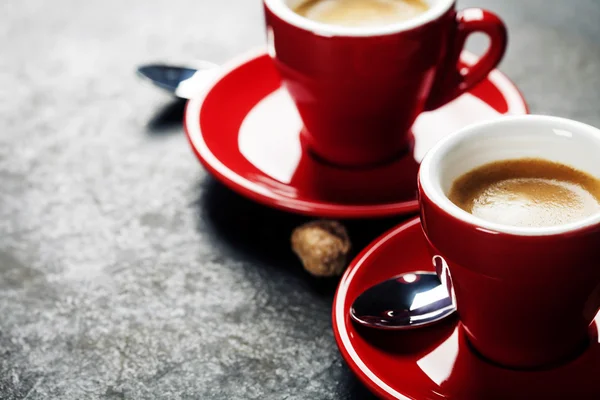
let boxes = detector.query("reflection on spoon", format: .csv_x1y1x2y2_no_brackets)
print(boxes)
350,272,456,330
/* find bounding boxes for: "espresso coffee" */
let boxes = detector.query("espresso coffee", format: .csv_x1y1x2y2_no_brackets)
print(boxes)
448,158,600,228
293,0,430,28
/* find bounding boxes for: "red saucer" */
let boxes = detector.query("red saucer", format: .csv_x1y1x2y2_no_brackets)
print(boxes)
185,50,528,218
333,218,600,399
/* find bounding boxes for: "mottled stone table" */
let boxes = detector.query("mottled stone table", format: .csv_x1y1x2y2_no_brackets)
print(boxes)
1,0,599,398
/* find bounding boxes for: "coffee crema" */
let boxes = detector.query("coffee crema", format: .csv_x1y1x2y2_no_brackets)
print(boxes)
293,0,430,28
448,158,600,228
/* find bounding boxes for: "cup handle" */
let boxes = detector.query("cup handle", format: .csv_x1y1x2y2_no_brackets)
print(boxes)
424,8,508,111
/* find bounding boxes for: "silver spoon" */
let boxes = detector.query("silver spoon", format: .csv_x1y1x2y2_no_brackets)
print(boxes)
350,272,456,330
137,61,219,99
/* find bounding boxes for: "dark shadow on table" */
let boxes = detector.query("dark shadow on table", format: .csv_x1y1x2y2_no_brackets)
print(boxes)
195,178,413,398
195,178,409,293
146,98,187,135
338,365,379,400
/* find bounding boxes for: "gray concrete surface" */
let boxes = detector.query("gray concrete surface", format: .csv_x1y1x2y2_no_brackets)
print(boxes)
0,0,599,398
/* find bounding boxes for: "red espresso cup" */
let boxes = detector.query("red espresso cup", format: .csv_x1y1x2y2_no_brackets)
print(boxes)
418,115,600,369
263,0,507,167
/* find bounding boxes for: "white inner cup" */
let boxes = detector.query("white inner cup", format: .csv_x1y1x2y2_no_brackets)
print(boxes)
264,0,455,37
419,115,600,236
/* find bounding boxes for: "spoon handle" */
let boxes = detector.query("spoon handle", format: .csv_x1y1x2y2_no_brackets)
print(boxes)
175,64,220,99
137,61,220,99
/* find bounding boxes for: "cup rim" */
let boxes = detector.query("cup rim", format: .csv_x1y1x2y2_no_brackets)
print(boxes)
419,115,600,237
263,0,455,37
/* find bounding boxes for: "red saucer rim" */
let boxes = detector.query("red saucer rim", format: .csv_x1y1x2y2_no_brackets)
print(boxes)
332,217,422,400
184,49,529,219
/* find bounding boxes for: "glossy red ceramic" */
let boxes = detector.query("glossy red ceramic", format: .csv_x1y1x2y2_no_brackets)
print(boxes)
419,185,600,369
184,51,527,219
264,1,507,167
333,218,600,399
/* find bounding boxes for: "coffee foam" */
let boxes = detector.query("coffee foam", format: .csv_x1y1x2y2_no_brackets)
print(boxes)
449,158,600,228
293,0,431,28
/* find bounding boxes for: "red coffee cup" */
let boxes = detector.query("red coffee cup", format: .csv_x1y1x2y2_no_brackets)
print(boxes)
264,0,507,167
418,115,600,369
